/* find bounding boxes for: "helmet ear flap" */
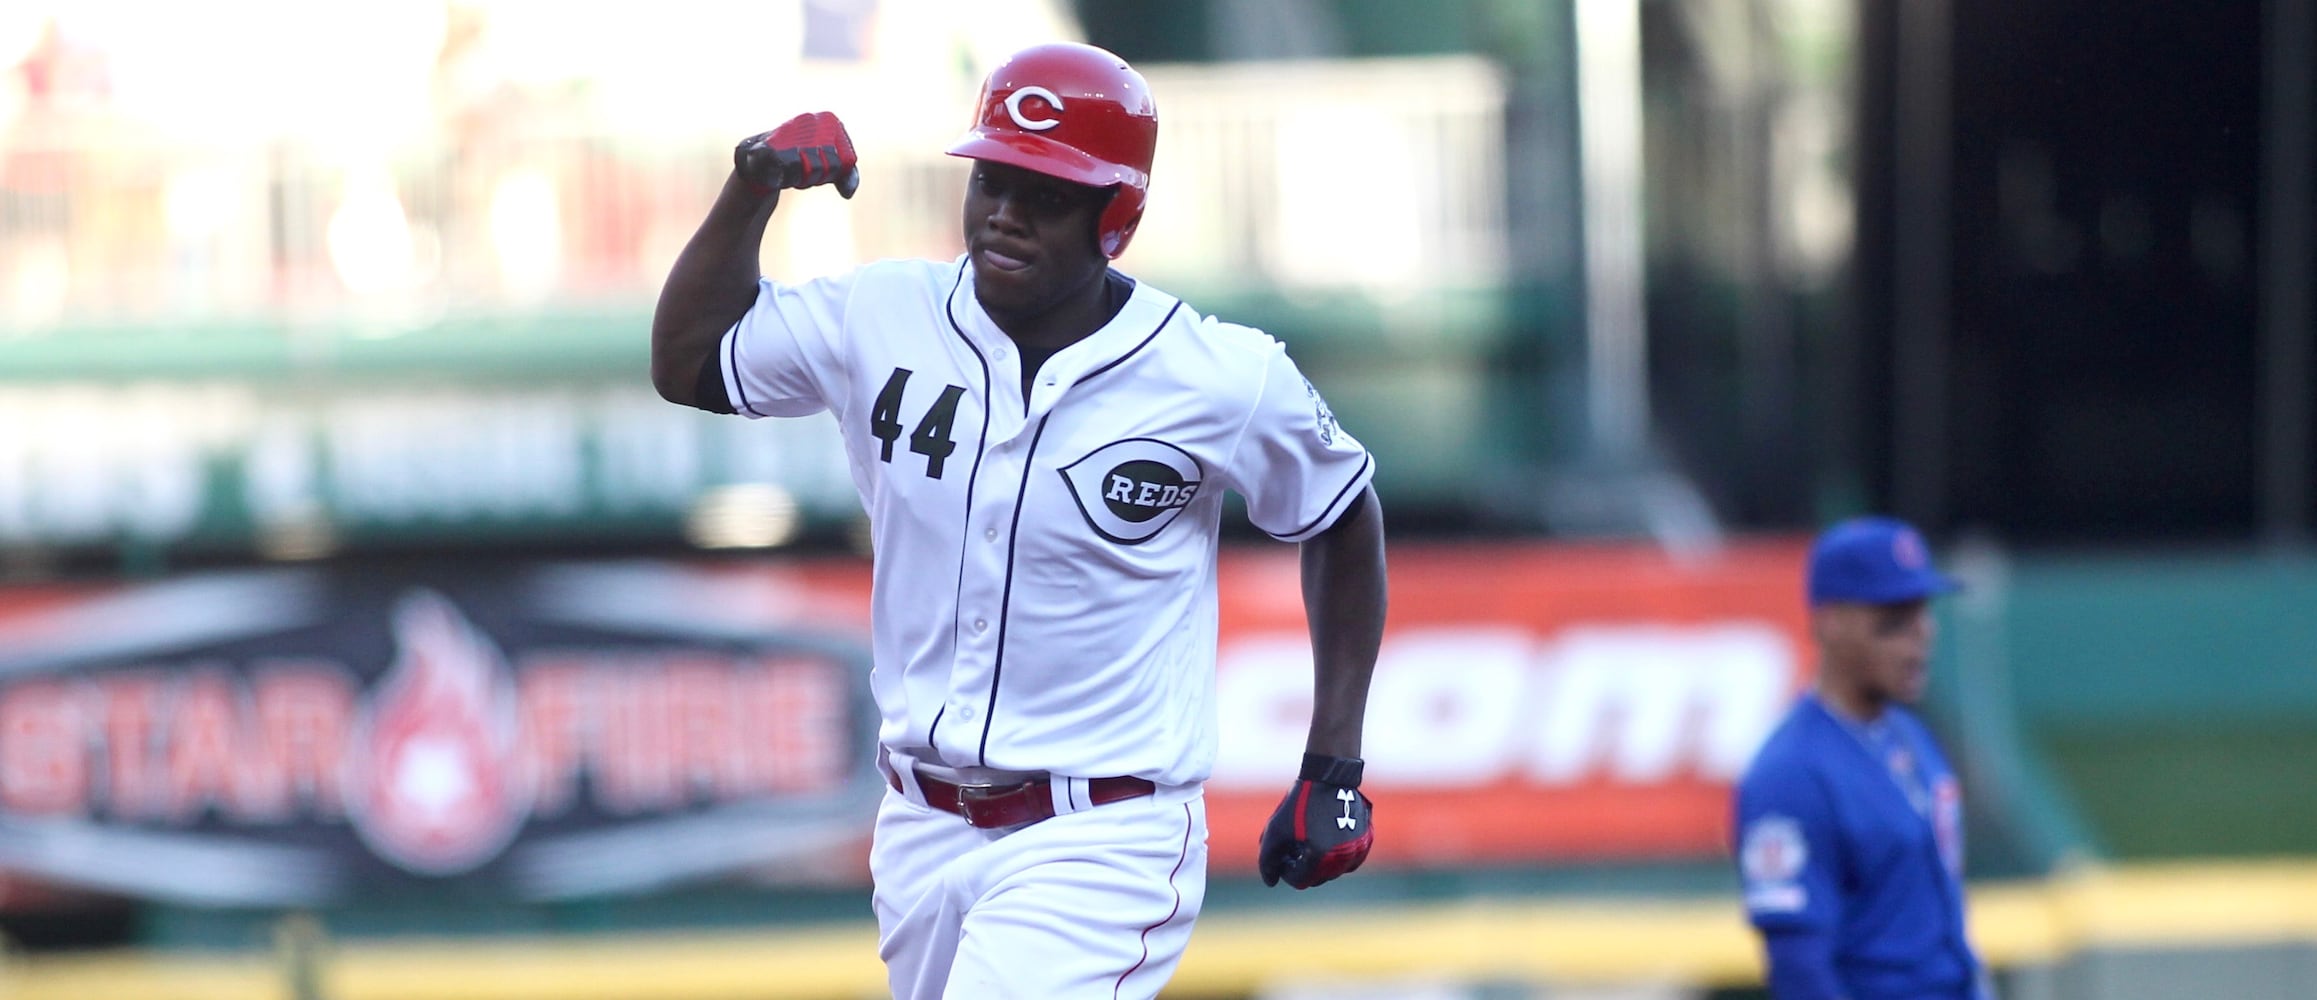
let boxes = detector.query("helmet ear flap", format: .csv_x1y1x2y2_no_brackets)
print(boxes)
1096,184,1145,260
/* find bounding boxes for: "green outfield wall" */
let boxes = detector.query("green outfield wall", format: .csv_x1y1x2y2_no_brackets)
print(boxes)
1986,555,2317,859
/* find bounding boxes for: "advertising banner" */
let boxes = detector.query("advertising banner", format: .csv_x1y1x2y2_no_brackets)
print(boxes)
0,561,883,907
0,541,1811,906
1204,541,1812,869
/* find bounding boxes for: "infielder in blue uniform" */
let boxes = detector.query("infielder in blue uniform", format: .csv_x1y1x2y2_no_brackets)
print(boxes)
1734,516,1991,1000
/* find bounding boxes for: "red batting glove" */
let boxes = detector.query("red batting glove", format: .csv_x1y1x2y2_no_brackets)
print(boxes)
1257,753,1375,889
734,111,861,199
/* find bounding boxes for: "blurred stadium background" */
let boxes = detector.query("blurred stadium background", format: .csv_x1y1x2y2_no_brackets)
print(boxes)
1,0,2313,997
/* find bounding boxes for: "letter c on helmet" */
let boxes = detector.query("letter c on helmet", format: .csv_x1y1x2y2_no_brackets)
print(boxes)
1004,86,1065,131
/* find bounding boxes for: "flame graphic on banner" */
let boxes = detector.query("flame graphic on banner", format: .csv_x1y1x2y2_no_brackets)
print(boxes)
345,591,533,876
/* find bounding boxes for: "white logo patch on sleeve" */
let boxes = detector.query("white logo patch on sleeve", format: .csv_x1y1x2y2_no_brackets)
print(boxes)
1301,377,1340,446
1740,814,1809,912
1058,439,1203,544
1741,814,1808,880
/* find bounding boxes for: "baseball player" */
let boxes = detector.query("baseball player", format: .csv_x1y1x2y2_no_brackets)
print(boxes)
1733,516,1993,1000
648,42,1387,999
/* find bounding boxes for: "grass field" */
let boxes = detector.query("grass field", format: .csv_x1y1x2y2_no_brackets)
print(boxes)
2042,723,2317,857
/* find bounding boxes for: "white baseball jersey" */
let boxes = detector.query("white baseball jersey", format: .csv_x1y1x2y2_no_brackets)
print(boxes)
721,256,1372,786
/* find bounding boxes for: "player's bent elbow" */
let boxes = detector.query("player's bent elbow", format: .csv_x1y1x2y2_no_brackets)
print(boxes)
649,354,698,407
648,315,716,408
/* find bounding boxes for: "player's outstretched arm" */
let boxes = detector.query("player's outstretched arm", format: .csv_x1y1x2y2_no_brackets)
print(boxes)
650,170,780,408
650,113,859,409
1257,485,1387,889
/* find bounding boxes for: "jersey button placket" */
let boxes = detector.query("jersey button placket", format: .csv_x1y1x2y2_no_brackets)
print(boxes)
950,410,1016,757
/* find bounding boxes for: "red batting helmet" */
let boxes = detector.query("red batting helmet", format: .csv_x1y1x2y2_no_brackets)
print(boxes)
946,42,1158,259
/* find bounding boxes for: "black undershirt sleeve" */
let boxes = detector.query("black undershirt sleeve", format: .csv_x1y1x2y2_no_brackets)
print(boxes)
693,350,737,414
1324,487,1370,533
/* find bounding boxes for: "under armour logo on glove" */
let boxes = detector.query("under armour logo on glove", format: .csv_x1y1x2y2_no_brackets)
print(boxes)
1258,753,1375,890
734,111,861,199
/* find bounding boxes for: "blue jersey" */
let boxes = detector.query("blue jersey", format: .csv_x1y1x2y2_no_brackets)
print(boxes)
1733,694,1981,1000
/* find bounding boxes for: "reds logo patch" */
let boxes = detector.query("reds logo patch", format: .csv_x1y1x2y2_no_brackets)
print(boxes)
1058,439,1203,544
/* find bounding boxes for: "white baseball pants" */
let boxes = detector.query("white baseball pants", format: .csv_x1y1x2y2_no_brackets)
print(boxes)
868,779,1209,999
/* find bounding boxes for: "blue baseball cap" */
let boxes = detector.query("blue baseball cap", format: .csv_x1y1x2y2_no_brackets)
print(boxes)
1806,516,1960,606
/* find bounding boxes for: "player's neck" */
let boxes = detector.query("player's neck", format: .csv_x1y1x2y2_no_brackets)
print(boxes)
987,266,1122,350
1817,678,1889,723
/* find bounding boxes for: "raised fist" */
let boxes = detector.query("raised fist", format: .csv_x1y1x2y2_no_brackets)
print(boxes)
734,111,860,199
1257,753,1375,890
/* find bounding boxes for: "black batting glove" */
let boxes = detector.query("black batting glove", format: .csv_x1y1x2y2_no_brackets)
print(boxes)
1257,752,1375,889
734,111,861,199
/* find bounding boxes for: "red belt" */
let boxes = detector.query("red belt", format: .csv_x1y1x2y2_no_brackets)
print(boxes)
880,753,1155,829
